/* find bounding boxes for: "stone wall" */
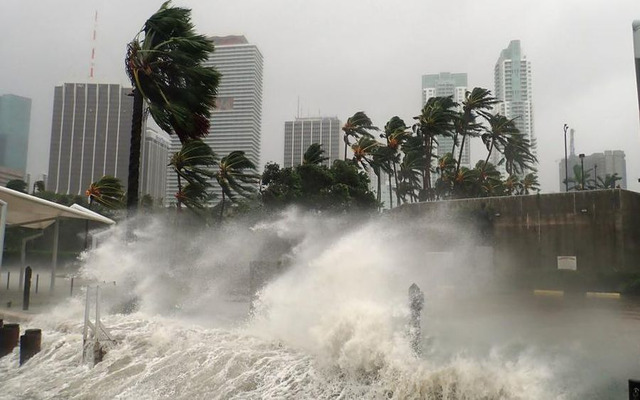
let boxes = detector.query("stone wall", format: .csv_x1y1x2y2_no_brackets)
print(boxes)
395,189,640,273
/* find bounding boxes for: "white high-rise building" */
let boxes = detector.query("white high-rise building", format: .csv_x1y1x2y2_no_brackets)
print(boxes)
165,35,263,205
421,72,470,166
283,117,343,168
493,40,535,171
140,127,170,203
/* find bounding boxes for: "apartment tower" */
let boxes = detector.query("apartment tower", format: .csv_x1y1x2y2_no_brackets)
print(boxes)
421,73,470,166
493,40,535,170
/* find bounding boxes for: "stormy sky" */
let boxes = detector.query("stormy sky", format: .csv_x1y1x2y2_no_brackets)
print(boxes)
1,0,639,192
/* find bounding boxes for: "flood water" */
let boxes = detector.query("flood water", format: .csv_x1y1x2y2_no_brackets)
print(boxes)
1,210,640,399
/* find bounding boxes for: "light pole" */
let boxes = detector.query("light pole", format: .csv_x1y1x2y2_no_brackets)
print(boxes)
563,124,569,192
579,153,585,190
594,164,598,188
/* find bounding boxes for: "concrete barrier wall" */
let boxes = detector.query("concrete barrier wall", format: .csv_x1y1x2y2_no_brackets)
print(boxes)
395,189,640,273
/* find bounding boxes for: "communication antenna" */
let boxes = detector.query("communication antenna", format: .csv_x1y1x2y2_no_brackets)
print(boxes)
570,128,575,156
89,10,98,79
296,96,300,119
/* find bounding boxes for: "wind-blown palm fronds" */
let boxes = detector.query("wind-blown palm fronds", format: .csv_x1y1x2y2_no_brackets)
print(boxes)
125,1,220,212
86,176,125,209
342,111,378,160
303,143,329,166
216,151,260,219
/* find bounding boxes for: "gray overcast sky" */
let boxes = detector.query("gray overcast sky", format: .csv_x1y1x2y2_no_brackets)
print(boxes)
1,0,639,192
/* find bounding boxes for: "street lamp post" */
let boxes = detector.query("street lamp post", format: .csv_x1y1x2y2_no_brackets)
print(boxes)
594,164,598,188
579,153,585,190
563,124,569,192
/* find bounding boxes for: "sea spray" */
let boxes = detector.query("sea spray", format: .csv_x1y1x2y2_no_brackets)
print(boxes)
1,209,634,398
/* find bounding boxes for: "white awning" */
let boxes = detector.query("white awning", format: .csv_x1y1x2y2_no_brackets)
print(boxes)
0,186,115,229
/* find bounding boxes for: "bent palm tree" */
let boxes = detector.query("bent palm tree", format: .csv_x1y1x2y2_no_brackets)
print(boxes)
303,143,329,165
480,113,518,175
342,111,378,160
414,96,457,195
125,1,220,213
455,88,498,175
216,151,260,219
86,176,125,209
169,139,217,211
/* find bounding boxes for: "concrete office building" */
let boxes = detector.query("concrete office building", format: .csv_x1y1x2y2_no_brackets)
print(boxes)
47,82,133,195
140,127,171,203
283,117,343,167
558,150,627,191
421,73,470,166
166,35,263,205
494,40,535,171
0,94,31,176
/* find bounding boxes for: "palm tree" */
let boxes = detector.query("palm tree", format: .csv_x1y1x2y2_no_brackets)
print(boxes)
342,111,378,160
303,143,329,165
169,139,217,211
501,132,537,176
596,173,622,189
479,113,518,175
382,116,411,206
216,151,259,219
85,176,124,209
125,1,220,213
350,136,379,170
455,88,499,175
397,150,426,203
414,96,458,197
520,173,540,195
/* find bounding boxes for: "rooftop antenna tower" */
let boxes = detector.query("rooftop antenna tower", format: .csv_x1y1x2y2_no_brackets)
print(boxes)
569,128,575,156
89,10,98,79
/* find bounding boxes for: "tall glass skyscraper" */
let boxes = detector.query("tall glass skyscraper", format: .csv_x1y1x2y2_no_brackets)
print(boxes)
493,40,535,171
0,94,31,173
421,72,469,166
165,35,263,205
47,83,133,195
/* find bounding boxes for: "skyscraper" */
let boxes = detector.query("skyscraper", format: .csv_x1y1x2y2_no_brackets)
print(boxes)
140,127,170,202
421,73,470,166
558,150,627,190
0,94,31,175
165,35,263,205
47,83,133,195
494,40,535,169
283,117,343,167
633,20,640,119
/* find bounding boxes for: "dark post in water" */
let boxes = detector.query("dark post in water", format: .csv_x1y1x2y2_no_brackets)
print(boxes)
19,329,41,366
408,283,424,355
23,266,32,311
0,323,20,357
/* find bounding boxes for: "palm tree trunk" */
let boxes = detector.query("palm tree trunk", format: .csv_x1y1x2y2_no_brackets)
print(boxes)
388,172,393,209
392,162,400,206
343,136,348,161
127,88,144,217
482,141,495,175
219,190,225,221
176,173,183,213
455,111,471,176
376,169,381,209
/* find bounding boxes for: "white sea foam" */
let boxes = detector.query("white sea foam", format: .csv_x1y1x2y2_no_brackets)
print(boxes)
1,208,634,399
